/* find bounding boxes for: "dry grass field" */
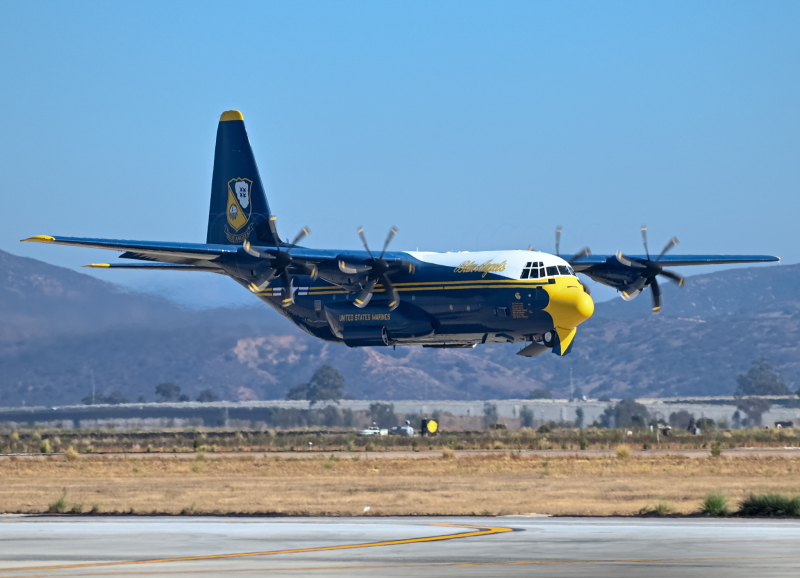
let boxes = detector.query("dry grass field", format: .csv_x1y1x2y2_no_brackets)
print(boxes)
2,451,800,516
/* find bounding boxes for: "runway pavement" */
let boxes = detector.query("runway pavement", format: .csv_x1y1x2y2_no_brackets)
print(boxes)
0,516,799,577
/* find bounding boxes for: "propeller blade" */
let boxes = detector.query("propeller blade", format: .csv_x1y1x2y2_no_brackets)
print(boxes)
339,260,372,274
616,252,646,268
526,245,534,252
658,268,685,287
650,277,662,313
291,227,311,246
657,236,679,261
354,278,377,308
250,269,277,292
280,271,294,308
379,226,398,259
641,225,650,260
555,226,562,257
569,247,592,264
357,227,374,259
382,274,400,311
243,240,275,259
309,264,318,281
268,214,279,241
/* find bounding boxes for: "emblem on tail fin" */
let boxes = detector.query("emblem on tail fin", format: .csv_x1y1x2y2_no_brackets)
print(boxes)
226,178,253,232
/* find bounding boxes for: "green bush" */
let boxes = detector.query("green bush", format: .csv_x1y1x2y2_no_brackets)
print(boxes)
40,439,52,454
48,496,67,513
710,441,723,458
739,494,800,517
702,493,729,516
615,444,630,459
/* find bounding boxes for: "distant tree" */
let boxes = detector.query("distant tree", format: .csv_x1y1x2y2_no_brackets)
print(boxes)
321,406,343,427
155,383,182,403
306,365,345,404
696,417,716,431
178,394,190,402
369,403,398,429
196,390,219,403
483,402,499,427
669,410,695,429
285,383,308,400
737,398,771,427
137,396,146,403
575,407,585,429
520,405,534,428
735,360,792,397
601,399,650,429
528,388,552,400
286,365,346,404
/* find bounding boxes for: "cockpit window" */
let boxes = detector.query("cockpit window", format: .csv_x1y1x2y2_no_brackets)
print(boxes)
546,266,559,277
558,265,570,275
520,262,543,279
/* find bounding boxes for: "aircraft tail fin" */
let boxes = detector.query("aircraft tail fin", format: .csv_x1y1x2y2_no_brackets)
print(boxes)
206,110,280,246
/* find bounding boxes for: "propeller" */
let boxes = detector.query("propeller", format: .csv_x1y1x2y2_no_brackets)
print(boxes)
350,226,403,311
617,225,685,313
243,216,313,307
555,226,562,257
553,226,592,265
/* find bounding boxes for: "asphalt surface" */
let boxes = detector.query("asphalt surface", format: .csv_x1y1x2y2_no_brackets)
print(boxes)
1,516,799,577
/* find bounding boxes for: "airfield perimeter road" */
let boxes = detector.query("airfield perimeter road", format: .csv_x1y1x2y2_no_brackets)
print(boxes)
0,517,798,578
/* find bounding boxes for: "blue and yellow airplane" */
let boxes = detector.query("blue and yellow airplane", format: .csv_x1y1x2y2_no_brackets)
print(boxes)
23,111,779,357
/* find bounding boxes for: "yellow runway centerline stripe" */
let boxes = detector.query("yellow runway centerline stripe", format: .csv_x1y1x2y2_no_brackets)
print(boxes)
0,524,512,574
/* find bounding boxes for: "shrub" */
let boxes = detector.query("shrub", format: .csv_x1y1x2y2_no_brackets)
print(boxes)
346,440,354,452
615,444,631,459
64,446,79,461
710,441,723,458
70,503,83,514
365,440,374,452
146,444,153,453
441,447,455,460
702,493,729,516
579,436,588,450
90,503,100,514
85,445,94,454
739,494,800,517
40,439,52,454
640,502,675,516
48,496,67,513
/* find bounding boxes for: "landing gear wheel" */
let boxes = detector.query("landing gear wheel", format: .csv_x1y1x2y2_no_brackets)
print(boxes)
543,331,556,348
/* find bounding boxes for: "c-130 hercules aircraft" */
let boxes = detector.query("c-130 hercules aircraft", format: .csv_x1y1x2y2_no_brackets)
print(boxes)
24,111,779,358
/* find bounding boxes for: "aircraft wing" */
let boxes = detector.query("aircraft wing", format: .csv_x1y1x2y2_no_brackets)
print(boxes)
572,254,780,271
21,235,237,266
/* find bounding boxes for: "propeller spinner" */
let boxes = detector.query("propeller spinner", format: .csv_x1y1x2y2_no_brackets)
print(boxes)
616,225,685,313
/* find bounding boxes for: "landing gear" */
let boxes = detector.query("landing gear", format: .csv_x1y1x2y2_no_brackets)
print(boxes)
543,330,556,348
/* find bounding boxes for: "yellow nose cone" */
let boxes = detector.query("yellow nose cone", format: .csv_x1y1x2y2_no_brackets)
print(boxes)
576,291,594,320
544,282,595,329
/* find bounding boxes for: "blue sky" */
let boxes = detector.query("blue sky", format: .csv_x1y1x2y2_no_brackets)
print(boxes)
1,1,797,306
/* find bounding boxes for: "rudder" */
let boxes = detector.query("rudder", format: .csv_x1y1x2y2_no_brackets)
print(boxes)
206,110,280,246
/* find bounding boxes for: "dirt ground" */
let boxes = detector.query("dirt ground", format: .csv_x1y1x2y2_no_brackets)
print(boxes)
2,451,800,516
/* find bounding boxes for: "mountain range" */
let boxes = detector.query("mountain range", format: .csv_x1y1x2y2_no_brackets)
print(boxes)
1,248,798,406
